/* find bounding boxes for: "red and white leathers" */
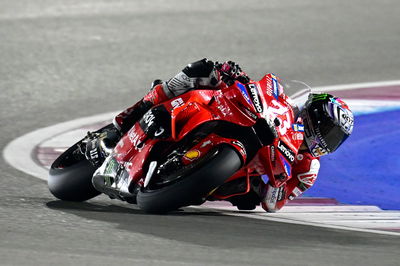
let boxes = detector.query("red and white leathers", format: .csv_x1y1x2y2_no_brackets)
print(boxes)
261,151,320,212
113,58,320,212
113,58,226,133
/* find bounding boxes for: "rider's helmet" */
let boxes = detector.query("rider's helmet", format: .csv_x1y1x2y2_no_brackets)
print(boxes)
300,93,354,157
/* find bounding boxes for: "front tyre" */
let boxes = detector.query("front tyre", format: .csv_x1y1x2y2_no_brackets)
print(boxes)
48,141,100,201
137,145,242,214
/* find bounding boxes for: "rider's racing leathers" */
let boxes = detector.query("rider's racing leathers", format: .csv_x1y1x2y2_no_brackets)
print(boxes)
112,58,320,212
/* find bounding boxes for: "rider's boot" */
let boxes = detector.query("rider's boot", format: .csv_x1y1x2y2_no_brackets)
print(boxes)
113,80,171,134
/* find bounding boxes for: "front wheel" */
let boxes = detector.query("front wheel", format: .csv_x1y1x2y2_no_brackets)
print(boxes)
137,145,243,214
48,140,100,202
47,122,117,201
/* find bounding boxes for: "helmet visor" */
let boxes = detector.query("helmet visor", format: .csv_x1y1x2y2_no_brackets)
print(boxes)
316,120,349,153
304,105,351,157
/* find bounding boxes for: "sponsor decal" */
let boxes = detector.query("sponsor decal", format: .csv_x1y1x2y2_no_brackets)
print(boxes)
277,141,295,163
298,173,317,186
243,107,258,120
268,186,281,205
105,157,118,175
128,130,145,151
142,111,155,127
296,154,304,161
266,77,273,96
247,83,263,113
270,146,276,162
292,124,305,132
292,187,303,197
180,73,191,82
292,132,304,141
200,140,212,148
271,74,279,100
267,186,285,207
277,187,285,201
184,150,201,161
237,83,252,104
123,161,133,170
266,87,273,96
341,112,354,125
312,93,329,102
339,111,354,134
171,98,184,108
215,96,230,116
89,148,99,160
144,89,157,103
312,145,328,156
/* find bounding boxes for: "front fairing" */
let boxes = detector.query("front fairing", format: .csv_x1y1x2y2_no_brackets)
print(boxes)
245,74,309,186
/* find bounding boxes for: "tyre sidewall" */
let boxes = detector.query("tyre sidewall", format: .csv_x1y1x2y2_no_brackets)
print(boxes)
137,145,242,213
48,143,100,202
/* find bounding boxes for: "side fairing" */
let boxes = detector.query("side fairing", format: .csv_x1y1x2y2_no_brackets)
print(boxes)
169,90,255,141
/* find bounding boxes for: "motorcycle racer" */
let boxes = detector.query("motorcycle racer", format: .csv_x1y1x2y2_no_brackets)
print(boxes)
86,58,354,212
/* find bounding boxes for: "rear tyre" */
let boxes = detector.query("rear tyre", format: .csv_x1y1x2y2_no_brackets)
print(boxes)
137,145,242,214
48,141,100,202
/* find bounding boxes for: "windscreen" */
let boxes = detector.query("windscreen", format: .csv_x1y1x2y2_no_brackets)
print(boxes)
281,79,312,116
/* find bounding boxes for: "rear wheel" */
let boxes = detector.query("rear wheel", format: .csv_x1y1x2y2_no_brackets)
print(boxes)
137,145,242,214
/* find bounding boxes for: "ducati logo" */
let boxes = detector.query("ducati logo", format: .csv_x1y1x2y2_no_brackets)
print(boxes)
128,130,145,151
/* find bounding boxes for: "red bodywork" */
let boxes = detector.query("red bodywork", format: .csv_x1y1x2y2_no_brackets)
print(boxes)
113,74,304,199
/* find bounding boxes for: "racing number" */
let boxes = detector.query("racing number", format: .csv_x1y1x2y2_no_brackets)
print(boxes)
269,99,291,135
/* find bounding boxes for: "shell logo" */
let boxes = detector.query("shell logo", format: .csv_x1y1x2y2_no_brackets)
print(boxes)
184,150,201,161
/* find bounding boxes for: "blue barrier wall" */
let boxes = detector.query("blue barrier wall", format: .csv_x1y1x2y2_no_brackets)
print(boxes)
304,109,400,210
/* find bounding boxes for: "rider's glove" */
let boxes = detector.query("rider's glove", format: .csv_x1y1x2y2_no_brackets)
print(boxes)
216,61,250,85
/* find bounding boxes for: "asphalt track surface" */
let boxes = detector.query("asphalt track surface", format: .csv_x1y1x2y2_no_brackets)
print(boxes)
1,1,400,265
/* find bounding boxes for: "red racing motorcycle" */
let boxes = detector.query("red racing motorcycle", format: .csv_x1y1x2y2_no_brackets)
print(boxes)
48,74,308,213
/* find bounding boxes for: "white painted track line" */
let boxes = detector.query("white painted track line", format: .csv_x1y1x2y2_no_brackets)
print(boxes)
2,112,117,181
312,79,400,91
198,203,400,236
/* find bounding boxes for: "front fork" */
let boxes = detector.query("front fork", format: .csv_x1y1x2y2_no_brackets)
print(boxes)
91,155,138,203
